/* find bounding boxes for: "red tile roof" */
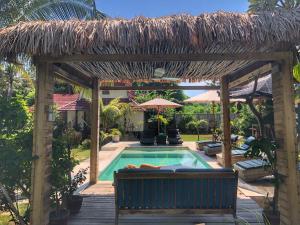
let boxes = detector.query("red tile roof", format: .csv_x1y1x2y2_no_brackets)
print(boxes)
53,94,90,111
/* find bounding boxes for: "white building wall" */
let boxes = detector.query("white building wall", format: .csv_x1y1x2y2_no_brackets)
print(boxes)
100,90,128,98
118,111,144,132
67,111,76,126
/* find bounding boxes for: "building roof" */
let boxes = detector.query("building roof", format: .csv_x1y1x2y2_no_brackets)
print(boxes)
0,9,299,82
53,94,90,111
230,74,272,98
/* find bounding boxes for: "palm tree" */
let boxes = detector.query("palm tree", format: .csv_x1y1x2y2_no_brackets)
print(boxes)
248,0,300,12
0,0,105,27
25,0,106,21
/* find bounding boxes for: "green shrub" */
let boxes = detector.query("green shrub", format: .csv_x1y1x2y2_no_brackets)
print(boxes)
80,139,91,149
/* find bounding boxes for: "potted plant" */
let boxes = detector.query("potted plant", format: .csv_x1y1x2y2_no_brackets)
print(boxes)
245,138,280,225
110,128,121,142
49,137,78,225
157,133,167,145
65,168,88,214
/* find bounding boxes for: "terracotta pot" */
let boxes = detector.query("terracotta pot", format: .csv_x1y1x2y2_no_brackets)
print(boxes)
67,195,83,214
112,135,120,142
262,209,280,225
49,209,69,225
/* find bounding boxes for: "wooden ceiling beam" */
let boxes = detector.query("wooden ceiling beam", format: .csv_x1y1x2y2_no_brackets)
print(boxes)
53,65,92,89
99,85,220,91
35,51,290,63
228,63,272,89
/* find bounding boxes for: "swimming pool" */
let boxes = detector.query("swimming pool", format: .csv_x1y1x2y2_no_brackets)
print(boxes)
99,147,211,181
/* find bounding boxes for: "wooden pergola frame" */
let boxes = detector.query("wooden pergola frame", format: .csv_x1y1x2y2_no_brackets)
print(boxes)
29,50,300,225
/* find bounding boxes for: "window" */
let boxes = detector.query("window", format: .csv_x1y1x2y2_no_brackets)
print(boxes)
102,90,110,95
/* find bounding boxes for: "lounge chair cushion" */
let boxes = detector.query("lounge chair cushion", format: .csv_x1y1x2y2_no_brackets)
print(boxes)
207,143,222,148
238,144,250,151
244,136,255,145
235,159,269,170
232,149,247,156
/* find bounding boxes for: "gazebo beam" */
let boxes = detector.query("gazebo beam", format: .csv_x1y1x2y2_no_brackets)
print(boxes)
220,76,232,168
100,85,220,91
53,65,92,89
90,78,100,184
30,63,54,225
272,57,300,224
35,51,291,63
228,63,272,88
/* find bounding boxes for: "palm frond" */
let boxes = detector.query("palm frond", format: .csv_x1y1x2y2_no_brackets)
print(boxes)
25,0,106,21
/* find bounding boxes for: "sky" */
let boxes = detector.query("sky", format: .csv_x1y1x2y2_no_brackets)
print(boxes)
95,0,249,96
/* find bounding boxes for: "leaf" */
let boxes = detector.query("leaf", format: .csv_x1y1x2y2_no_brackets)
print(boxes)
293,63,300,82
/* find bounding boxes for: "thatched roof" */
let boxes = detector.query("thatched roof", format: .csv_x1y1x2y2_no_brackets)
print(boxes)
230,74,272,98
0,9,299,81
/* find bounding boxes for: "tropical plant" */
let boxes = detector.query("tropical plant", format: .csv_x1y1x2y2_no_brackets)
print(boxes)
110,128,121,136
26,0,106,21
100,98,132,132
186,119,208,140
248,0,300,13
0,95,33,224
133,82,187,104
0,0,105,27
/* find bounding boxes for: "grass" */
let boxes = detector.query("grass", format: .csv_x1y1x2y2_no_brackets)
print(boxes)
181,134,212,142
0,202,28,225
71,147,90,162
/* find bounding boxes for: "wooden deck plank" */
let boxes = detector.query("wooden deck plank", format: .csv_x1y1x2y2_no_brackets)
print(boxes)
69,195,263,225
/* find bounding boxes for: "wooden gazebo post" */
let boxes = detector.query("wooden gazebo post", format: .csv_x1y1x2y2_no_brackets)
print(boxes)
30,62,54,225
220,76,232,168
90,78,100,184
272,56,300,224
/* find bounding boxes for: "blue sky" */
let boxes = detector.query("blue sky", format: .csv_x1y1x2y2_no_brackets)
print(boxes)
95,0,249,96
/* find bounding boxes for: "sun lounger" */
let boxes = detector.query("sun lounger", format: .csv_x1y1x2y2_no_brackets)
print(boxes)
114,168,238,225
140,130,155,145
196,140,221,150
216,136,256,166
203,143,222,156
233,159,272,182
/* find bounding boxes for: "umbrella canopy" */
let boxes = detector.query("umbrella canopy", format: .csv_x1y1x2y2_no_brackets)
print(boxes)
139,98,182,134
184,90,244,103
139,98,182,111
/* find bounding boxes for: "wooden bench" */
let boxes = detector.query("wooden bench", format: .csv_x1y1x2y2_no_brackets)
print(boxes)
114,168,238,225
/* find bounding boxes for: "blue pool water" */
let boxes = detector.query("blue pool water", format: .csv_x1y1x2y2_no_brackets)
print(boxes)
99,147,211,181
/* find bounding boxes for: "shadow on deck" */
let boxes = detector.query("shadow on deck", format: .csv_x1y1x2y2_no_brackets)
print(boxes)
69,194,263,225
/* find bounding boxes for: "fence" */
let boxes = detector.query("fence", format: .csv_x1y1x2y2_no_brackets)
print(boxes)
175,113,237,129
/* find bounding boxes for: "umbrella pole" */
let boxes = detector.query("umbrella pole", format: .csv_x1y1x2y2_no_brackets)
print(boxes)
157,108,160,134
212,101,216,141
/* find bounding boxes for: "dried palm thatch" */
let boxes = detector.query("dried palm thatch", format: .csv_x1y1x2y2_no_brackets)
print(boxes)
0,9,299,81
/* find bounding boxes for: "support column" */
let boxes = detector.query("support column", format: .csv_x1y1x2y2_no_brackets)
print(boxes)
90,78,100,184
272,57,300,225
220,76,232,168
30,63,54,225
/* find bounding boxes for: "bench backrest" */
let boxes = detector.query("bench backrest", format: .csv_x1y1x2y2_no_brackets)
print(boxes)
114,168,238,212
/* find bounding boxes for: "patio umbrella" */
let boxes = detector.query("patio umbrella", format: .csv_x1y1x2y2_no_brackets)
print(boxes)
139,98,182,133
184,90,244,135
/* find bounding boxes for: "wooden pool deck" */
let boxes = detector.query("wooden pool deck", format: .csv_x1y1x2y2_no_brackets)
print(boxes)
69,194,263,225
69,182,264,225
70,142,268,225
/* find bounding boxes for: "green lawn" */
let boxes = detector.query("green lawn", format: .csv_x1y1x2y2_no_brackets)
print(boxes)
71,148,90,162
0,203,28,225
181,134,212,142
